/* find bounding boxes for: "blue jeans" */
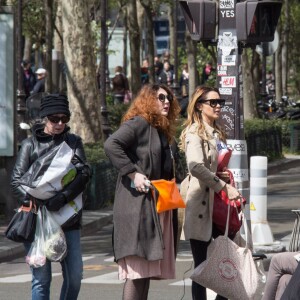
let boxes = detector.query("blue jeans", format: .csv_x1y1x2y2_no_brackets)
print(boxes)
25,229,83,300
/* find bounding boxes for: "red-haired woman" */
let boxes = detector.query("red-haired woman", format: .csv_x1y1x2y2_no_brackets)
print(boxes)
104,84,181,299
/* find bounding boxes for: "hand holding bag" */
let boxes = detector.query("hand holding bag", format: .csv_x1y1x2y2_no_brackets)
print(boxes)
190,203,262,300
213,169,246,235
151,146,186,213
5,200,37,243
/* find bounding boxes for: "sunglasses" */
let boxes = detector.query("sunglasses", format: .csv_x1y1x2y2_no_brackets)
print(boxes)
200,99,226,108
47,115,70,124
157,93,173,103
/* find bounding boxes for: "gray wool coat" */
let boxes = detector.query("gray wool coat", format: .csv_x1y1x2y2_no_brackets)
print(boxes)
104,116,177,262
180,122,226,242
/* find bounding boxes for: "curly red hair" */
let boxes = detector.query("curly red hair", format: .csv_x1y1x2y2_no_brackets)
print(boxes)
122,84,181,143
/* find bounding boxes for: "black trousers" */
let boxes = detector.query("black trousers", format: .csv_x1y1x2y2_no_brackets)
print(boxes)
190,225,235,300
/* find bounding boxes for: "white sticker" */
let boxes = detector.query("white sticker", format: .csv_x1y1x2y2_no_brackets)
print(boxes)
222,55,236,66
220,0,234,9
227,139,248,155
229,169,249,182
219,88,232,95
217,65,228,76
220,76,236,88
218,32,238,56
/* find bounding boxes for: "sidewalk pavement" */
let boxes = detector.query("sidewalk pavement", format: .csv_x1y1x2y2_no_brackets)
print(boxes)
0,154,299,264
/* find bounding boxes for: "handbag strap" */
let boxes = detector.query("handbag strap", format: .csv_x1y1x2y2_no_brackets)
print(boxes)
169,145,176,179
19,199,37,213
225,199,251,249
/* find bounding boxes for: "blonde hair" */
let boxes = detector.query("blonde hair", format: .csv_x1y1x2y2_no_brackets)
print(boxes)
179,86,226,151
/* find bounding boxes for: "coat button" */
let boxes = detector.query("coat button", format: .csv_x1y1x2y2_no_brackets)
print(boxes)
206,187,209,192
202,201,206,205
198,214,203,218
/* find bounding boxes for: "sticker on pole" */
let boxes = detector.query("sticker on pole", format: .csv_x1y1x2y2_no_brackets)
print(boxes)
250,202,256,211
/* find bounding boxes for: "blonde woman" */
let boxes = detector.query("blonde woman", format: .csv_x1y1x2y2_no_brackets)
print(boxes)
179,86,240,300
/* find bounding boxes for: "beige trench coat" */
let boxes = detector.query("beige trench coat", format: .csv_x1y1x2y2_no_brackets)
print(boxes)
180,122,226,242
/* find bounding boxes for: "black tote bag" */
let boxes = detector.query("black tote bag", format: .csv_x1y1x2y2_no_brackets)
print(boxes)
5,201,37,243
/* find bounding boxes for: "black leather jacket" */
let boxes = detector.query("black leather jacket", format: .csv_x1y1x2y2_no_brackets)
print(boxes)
11,123,91,231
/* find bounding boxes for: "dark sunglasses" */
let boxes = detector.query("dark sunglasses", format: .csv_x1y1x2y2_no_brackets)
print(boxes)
157,93,173,103
47,115,70,124
200,99,226,108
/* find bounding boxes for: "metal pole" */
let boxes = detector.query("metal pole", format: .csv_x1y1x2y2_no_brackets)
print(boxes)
99,0,111,141
217,0,250,232
171,0,181,101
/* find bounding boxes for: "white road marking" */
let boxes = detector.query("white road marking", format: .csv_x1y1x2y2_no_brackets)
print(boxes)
82,271,123,284
0,273,61,283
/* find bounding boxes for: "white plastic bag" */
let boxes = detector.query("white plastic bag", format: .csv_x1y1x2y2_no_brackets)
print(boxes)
25,209,46,268
42,206,67,262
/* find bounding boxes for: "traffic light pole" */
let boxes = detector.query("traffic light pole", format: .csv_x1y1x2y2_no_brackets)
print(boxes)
216,0,250,227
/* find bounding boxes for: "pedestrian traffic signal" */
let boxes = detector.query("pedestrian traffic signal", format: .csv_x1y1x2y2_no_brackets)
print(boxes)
179,0,217,41
236,0,282,44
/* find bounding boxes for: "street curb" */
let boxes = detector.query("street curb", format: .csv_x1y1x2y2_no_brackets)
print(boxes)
0,243,25,264
268,157,300,175
81,210,113,236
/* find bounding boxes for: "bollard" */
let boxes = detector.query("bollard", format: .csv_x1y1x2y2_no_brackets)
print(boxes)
250,156,274,245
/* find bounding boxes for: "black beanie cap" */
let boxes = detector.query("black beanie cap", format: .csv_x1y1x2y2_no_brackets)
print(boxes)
40,94,71,118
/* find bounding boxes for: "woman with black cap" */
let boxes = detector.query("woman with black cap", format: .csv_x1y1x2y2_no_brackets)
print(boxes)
11,94,91,300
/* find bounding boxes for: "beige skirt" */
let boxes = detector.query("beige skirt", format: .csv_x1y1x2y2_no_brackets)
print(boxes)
118,210,176,280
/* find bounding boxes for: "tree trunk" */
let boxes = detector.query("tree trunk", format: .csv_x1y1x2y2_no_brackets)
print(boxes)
242,49,257,119
140,0,155,83
53,0,66,93
127,0,141,96
275,22,283,102
251,50,261,97
186,31,198,95
61,0,102,143
122,10,128,77
281,0,289,95
23,36,32,62
44,0,53,93
168,4,175,67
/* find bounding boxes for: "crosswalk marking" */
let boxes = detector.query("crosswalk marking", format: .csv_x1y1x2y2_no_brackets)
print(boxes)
0,273,61,283
82,271,123,284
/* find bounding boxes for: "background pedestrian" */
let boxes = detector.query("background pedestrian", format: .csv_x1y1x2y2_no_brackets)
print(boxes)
31,68,47,95
111,66,130,105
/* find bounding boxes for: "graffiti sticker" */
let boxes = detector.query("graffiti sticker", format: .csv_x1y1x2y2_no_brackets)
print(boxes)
217,65,228,76
220,0,234,9
218,32,238,56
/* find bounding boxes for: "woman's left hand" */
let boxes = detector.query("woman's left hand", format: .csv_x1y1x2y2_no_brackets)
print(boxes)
217,171,230,183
